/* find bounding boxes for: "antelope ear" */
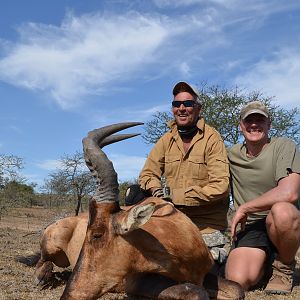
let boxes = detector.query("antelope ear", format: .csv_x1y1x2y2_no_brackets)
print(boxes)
117,202,155,235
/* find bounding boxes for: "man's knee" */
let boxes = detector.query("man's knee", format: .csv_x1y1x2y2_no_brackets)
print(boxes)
268,202,300,229
225,247,267,291
225,261,249,290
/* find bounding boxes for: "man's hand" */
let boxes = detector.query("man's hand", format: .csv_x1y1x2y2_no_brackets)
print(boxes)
231,205,248,241
151,188,164,198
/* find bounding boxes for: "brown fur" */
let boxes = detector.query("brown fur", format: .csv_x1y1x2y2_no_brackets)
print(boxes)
41,198,242,300
61,198,213,299
36,198,210,285
35,213,88,285
36,198,244,299
34,199,178,283
36,122,244,299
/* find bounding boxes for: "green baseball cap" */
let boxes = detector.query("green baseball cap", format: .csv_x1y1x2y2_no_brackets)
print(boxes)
240,101,269,120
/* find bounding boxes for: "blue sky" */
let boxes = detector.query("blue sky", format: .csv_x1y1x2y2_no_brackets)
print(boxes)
1,0,300,190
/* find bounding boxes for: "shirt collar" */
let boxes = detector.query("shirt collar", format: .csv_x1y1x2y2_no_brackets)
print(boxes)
168,117,205,133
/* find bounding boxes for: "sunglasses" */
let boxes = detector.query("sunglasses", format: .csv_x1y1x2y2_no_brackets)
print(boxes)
172,100,197,108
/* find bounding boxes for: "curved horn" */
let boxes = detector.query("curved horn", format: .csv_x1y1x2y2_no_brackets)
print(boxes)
82,122,143,203
99,133,140,148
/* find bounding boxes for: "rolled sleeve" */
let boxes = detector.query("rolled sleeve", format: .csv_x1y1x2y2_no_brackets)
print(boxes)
139,138,165,191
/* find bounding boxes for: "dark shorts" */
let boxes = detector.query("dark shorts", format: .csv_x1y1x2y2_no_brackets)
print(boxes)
231,218,277,263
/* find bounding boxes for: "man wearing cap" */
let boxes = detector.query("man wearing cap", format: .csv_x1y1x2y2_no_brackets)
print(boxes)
225,101,300,294
138,81,230,268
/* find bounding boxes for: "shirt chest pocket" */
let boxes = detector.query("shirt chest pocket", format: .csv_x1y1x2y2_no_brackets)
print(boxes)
188,155,207,179
165,155,181,178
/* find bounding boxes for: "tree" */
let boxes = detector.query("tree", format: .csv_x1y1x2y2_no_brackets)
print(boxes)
142,85,300,147
0,154,28,212
0,154,24,188
43,152,96,215
142,112,172,145
1,181,35,207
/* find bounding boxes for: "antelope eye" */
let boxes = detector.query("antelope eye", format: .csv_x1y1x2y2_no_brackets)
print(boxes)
93,233,103,239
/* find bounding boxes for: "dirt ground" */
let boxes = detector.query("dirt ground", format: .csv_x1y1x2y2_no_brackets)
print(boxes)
0,207,299,300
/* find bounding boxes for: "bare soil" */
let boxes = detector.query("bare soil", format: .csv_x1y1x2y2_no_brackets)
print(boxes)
0,207,299,300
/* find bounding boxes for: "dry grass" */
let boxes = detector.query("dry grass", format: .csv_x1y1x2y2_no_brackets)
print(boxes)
0,207,299,300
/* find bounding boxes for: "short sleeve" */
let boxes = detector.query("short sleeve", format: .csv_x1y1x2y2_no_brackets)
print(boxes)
275,138,300,182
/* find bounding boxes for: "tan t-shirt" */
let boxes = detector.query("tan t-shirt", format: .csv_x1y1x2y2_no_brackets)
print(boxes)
229,137,300,222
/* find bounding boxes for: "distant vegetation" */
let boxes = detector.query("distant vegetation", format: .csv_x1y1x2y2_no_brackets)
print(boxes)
1,85,299,215
0,152,135,216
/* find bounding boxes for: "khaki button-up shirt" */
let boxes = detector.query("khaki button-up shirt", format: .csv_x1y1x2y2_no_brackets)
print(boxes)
139,118,229,232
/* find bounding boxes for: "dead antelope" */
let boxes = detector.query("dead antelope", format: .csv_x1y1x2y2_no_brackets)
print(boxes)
36,123,244,300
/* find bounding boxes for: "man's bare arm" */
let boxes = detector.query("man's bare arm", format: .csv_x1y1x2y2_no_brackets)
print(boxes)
231,172,300,239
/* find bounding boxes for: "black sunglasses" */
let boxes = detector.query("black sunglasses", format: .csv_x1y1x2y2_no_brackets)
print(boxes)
172,100,197,108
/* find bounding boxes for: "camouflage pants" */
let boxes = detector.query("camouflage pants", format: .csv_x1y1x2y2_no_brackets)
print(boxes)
202,230,229,264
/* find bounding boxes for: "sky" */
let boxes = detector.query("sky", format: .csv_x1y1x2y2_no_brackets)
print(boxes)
1,0,300,190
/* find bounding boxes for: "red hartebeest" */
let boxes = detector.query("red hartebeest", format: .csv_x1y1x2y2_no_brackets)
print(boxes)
36,123,244,300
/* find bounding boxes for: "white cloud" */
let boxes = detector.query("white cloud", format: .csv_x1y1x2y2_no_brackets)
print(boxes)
0,7,237,111
22,171,44,186
1,2,300,111
179,62,191,77
36,158,89,172
34,153,146,182
234,48,300,108
221,59,243,71
154,0,300,12
127,103,171,120
153,0,204,7
109,153,146,182
153,0,239,8
36,159,62,171
0,12,168,110
87,103,171,126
